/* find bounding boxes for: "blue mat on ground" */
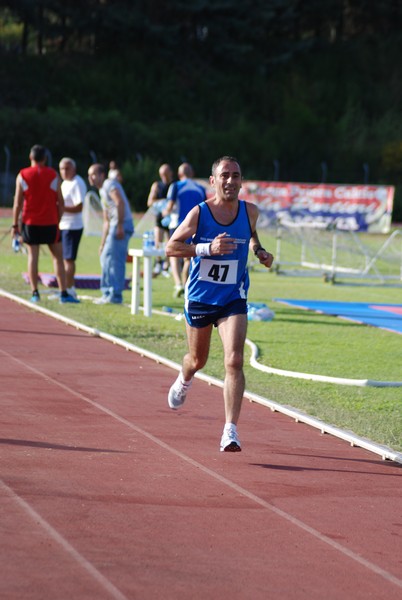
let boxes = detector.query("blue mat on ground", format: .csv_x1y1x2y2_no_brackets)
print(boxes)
275,299,402,335
22,273,131,290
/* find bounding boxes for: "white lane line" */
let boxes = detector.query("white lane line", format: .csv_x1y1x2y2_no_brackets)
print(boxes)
0,479,130,600
2,347,402,591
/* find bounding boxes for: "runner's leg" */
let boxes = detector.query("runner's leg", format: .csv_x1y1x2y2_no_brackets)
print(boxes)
217,313,247,425
181,321,213,381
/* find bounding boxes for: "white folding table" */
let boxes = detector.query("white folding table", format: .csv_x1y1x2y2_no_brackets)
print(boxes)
128,248,166,317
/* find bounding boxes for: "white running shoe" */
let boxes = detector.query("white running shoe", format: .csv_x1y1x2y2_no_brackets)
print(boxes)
173,285,184,298
153,262,162,276
168,374,192,409
220,428,242,452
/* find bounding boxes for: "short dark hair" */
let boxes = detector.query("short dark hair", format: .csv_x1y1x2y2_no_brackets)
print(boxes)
30,145,47,163
90,163,106,176
211,156,241,176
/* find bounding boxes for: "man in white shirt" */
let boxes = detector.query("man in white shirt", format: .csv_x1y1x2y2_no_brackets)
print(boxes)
59,157,87,299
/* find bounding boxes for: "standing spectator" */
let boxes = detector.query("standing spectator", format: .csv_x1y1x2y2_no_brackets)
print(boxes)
108,160,123,183
59,157,87,299
87,163,134,304
165,156,274,452
11,145,79,304
147,163,174,276
164,162,207,297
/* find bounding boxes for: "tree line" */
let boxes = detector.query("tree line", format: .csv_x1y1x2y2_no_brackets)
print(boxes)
3,0,401,63
1,1,401,218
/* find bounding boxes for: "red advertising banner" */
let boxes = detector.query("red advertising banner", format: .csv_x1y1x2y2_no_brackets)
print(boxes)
199,180,395,233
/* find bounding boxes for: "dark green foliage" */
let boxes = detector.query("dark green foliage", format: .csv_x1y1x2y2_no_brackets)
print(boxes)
0,1,401,218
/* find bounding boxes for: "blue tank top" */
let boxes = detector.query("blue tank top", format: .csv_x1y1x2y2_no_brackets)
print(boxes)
168,179,207,225
186,200,252,306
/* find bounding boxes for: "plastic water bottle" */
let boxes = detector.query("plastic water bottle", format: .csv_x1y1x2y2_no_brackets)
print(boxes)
143,230,155,251
12,236,20,253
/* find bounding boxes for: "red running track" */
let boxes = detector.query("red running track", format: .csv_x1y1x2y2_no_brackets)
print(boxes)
1,295,401,600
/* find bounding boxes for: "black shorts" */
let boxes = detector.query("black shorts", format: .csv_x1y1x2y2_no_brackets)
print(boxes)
22,224,61,245
184,298,248,328
155,212,169,232
61,228,83,260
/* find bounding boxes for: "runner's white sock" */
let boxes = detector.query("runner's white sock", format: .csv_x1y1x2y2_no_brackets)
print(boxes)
179,372,193,386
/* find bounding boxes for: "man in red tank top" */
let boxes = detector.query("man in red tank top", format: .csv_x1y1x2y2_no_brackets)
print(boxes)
12,145,79,303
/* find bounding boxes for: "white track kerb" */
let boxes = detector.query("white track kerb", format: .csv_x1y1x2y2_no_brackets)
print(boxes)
245,339,402,388
2,288,401,465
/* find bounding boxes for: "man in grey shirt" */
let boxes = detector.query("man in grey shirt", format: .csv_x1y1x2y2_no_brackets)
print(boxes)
88,163,134,304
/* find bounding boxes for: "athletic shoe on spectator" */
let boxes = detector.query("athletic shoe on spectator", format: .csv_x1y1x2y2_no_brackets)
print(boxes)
60,292,80,304
93,295,122,305
173,285,184,298
153,262,162,276
93,295,110,304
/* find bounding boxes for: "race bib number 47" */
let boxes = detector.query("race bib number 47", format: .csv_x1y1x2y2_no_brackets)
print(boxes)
199,259,238,285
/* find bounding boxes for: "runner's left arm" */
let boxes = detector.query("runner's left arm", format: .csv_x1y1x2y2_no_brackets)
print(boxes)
247,202,274,268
